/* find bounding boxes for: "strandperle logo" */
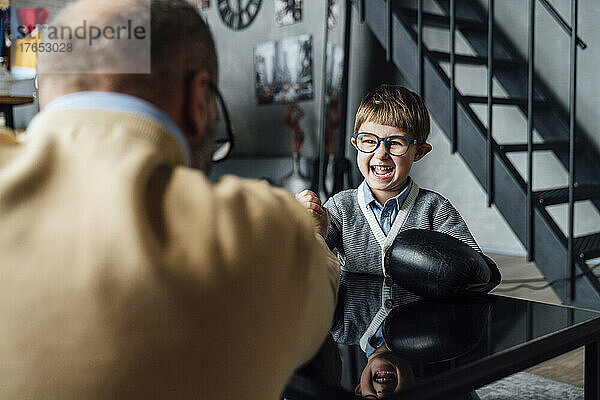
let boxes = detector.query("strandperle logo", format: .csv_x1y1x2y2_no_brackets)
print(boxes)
39,20,147,46
26,0,151,74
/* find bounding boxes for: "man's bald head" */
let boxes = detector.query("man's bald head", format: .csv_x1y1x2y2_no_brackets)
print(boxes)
38,0,217,110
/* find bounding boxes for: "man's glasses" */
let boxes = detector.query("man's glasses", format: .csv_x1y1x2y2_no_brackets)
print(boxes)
352,132,424,157
209,81,234,162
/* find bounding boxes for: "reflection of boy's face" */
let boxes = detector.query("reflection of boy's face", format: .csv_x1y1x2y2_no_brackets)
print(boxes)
352,121,431,204
354,350,414,398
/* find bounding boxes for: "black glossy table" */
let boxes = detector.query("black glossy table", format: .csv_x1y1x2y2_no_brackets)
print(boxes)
284,273,600,400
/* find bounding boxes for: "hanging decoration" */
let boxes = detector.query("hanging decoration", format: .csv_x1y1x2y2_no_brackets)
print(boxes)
280,102,311,194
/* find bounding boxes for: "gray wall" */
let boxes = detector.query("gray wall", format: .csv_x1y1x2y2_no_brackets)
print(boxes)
344,5,398,188
202,1,329,158
211,2,385,189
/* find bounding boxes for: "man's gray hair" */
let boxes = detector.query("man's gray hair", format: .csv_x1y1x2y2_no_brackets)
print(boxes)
38,0,218,106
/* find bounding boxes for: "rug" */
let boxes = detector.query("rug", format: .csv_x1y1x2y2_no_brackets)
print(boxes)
476,372,583,399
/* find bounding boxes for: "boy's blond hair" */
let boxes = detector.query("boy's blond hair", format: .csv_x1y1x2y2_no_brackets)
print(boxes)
354,85,431,143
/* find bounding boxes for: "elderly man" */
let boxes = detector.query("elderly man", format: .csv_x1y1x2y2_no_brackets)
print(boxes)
0,1,339,399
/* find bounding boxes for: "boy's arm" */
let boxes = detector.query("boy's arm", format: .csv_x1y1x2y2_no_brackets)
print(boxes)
323,196,342,252
431,199,501,292
432,199,481,252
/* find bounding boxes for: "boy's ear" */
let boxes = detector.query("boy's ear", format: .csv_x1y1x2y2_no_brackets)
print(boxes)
413,143,432,162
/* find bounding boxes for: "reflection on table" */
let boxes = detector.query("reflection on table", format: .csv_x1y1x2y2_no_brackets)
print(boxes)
283,271,600,400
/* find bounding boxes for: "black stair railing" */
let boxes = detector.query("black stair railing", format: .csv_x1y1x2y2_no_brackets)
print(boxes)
526,0,535,263
539,0,586,49
417,0,424,97
450,0,456,153
568,0,578,301
386,0,392,62
442,0,586,297
455,0,585,266
486,0,494,208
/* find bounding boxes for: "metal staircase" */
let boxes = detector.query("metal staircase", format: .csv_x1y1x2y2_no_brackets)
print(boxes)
347,0,600,309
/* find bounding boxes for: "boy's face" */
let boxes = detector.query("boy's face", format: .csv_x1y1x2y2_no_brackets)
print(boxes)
354,350,415,398
352,121,431,203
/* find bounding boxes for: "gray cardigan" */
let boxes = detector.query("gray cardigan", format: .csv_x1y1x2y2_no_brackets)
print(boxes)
325,181,482,275
324,181,490,349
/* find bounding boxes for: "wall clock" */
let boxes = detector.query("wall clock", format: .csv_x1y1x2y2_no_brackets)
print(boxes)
217,0,262,30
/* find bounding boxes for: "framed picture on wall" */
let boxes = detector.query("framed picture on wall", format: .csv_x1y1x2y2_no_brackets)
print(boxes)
274,0,302,26
254,34,313,105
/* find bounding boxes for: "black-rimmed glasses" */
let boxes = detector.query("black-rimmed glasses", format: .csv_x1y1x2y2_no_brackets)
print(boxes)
352,132,424,157
209,81,234,162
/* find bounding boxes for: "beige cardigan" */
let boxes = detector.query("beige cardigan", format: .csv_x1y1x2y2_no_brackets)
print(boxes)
0,109,339,399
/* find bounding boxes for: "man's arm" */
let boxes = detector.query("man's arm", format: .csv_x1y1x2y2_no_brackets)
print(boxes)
162,171,340,399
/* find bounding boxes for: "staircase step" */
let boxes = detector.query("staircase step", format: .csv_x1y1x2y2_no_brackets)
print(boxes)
461,95,551,109
429,51,518,69
536,185,600,206
399,9,487,32
575,233,600,261
498,140,575,153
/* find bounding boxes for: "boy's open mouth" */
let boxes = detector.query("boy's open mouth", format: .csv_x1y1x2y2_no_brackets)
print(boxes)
371,165,394,179
373,370,398,386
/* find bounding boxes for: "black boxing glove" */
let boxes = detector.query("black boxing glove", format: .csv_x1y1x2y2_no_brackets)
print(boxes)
383,297,493,364
384,229,501,301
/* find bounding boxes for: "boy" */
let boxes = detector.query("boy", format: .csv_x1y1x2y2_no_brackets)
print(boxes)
298,85,497,397
297,84,497,280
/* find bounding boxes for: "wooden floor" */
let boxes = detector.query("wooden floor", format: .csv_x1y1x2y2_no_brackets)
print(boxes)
488,253,584,387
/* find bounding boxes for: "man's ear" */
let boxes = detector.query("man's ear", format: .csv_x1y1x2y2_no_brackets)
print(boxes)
354,383,361,395
185,71,211,141
413,143,432,162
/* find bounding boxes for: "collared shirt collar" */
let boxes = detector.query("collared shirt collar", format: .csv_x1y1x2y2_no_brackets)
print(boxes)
44,91,191,165
365,321,389,358
363,176,413,211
